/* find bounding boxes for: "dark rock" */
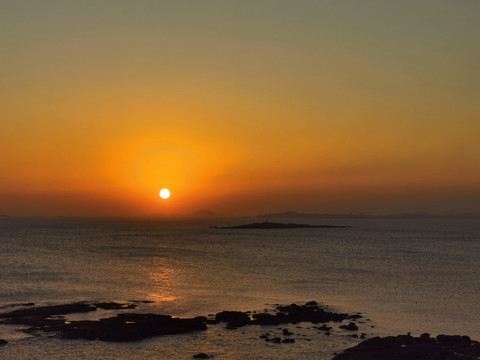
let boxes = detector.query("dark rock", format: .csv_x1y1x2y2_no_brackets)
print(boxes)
436,334,471,345
282,328,293,335
2,311,207,342
94,302,136,310
282,338,295,343
340,322,358,331
420,333,430,340
0,339,7,346
251,313,281,325
270,337,282,343
333,334,480,360
0,303,96,318
252,302,350,326
305,301,318,307
76,313,206,342
318,324,332,331
215,311,250,327
193,353,210,359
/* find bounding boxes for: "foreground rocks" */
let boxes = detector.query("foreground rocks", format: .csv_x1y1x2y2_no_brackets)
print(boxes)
0,301,206,342
60,314,207,341
333,334,480,360
0,303,96,319
215,301,353,328
0,300,358,344
193,353,211,359
4,299,476,359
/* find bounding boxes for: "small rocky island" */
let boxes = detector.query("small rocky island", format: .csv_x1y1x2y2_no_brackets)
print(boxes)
211,221,350,229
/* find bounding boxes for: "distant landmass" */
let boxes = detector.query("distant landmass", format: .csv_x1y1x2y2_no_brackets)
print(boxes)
251,211,479,219
211,221,350,229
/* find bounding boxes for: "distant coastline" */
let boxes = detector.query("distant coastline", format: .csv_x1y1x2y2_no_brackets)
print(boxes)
1,210,478,220
211,221,350,229
250,211,480,220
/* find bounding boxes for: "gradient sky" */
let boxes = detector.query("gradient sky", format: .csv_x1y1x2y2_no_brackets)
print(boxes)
1,0,479,216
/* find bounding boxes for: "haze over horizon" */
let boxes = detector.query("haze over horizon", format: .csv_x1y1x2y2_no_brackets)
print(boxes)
1,1,479,217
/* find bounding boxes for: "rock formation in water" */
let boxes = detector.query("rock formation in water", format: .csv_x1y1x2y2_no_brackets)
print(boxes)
333,333,480,360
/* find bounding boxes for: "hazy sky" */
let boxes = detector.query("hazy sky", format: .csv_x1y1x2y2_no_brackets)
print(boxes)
1,0,479,216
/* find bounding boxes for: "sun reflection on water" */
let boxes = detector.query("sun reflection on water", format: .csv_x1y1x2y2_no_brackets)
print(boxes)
148,259,178,303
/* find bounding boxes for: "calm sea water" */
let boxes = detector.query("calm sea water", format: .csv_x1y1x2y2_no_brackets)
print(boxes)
0,217,479,359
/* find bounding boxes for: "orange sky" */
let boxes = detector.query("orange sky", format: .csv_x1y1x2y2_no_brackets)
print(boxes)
1,1,479,217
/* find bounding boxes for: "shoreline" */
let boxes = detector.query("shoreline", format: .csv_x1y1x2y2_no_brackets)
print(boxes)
1,300,479,359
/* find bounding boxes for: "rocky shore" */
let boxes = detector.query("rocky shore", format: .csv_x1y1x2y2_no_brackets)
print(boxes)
0,301,206,342
1,300,478,359
333,333,480,360
0,300,359,344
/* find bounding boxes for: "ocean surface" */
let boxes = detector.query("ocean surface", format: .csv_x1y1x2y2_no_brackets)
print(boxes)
0,216,479,359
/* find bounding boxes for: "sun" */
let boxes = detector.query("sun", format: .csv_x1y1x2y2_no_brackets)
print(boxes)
159,189,170,199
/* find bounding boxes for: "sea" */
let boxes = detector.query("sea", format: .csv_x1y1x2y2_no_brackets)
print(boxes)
0,216,479,359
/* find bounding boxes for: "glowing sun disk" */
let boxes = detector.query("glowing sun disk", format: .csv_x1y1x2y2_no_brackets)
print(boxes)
159,189,170,199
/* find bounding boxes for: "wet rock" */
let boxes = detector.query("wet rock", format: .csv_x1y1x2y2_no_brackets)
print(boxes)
215,311,250,327
193,353,210,359
333,334,480,360
318,324,332,331
340,322,358,331
252,302,350,326
2,311,207,342
251,313,281,325
94,302,136,310
71,313,206,341
420,333,430,340
436,334,471,346
0,303,96,318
